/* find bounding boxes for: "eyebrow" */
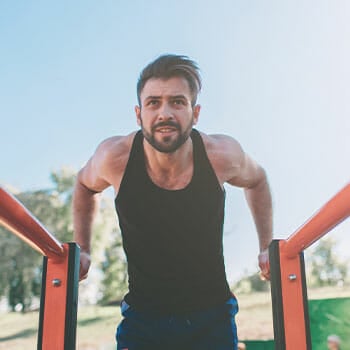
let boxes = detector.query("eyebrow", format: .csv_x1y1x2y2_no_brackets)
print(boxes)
144,94,188,101
169,95,188,100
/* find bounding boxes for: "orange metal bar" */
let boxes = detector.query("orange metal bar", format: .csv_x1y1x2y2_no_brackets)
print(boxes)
42,244,70,349
38,243,79,350
270,240,311,349
284,183,350,258
0,187,65,259
279,242,310,349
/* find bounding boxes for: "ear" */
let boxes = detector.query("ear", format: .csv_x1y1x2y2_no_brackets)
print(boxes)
135,105,141,126
192,104,201,125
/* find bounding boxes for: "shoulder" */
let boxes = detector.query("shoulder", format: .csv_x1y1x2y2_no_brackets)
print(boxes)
96,132,137,161
197,131,266,188
198,131,245,167
78,132,138,192
196,131,245,184
197,133,264,187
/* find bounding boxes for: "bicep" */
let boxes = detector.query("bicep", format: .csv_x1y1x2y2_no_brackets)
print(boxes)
77,143,113,193
77,158,110,193
206,134,266,189
227,151,266,189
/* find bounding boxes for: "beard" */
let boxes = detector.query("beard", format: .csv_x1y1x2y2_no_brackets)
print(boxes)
140,118,194,153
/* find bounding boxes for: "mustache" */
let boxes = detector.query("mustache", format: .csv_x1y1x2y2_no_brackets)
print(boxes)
152,121,180,132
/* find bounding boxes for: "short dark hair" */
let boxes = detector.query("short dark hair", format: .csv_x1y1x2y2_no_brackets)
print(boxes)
137,54,202,106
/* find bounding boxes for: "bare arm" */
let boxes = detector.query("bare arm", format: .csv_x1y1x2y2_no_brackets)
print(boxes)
205,133,273,279
229,150,273,279
72,134,133,280
242,161,273,253
72,141,115,280
72,180,100,280
243,164,273,280
73,181,99,254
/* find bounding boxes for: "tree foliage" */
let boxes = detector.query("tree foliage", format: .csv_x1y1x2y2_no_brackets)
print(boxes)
100,232,128,305
233,238,349,295
233,271,270,294
0,168,127,311
306,238,348,287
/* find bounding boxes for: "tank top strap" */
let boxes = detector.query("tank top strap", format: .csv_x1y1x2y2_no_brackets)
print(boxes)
128,130,144,163
191,129,221,190
118,130,144,190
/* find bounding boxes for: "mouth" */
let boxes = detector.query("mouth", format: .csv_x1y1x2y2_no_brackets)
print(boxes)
155,127,178,133
153,123,179,134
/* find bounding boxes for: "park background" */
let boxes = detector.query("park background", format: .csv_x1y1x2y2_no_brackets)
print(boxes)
1,1,350,349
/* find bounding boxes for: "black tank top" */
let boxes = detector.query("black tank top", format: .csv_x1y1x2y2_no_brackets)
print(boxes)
115,129,232,314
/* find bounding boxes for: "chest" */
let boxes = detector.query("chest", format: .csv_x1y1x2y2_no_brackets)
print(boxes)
146,164,194,190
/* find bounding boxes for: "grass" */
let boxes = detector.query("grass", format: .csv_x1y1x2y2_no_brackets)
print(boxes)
0,305,121,350
236,290,274,341
0,286,349,349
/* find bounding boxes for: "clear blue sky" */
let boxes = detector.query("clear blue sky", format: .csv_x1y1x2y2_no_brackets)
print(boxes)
1,1,349,282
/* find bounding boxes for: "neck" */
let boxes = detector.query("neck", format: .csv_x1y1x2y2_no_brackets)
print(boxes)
143,137,194,190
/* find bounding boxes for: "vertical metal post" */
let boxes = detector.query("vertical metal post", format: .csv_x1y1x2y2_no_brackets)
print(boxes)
38,243,80,350
270,240,311,350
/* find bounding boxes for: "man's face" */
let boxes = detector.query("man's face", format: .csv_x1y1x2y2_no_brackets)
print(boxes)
328,341,339,350
135,76,200,153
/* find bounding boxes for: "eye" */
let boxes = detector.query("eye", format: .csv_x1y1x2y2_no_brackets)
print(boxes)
172,99,186,106
147,99,159,106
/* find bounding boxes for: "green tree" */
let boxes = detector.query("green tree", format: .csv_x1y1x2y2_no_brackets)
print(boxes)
307,238,348,287
0,168,128,310
100,232,128,305
0,224,41,312
0,168,76,311
233,271,270,293
92,194,128,305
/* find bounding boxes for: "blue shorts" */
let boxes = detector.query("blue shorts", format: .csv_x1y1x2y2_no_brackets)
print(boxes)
116,296,239,350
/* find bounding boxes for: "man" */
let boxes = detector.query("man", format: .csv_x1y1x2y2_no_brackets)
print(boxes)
327,335,341,350
73,54,273,350
238,342,246,350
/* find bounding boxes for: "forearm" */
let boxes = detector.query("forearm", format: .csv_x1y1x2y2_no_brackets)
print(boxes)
73,180,100,254
244,174,273,252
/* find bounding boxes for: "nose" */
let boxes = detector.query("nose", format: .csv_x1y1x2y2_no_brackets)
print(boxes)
158,103,174,120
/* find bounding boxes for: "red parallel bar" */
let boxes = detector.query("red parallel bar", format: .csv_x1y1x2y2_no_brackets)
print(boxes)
284,182,350,258
278,246,308,350
0,187,65,259
42,243,70,349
